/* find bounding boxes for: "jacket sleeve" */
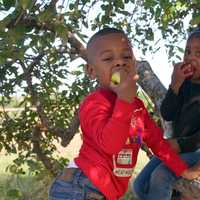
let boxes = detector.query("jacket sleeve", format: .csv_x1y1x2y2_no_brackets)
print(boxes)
160,87,181,121
79,92,137,155
177,130,200,153
142,106,188,176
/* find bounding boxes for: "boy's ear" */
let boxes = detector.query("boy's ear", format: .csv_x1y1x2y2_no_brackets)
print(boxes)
85,64,96,80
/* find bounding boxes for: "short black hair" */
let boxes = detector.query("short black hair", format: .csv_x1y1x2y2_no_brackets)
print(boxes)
188,27,200,40
87,27,126,49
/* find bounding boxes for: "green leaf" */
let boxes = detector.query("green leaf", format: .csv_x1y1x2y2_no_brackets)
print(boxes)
8,165,18,173
7,189,22,198
175,1,184,10
146,28,154,41
101,15,110,24
0,55,6,65
155,7,161,20
177,46,184,53
55,24,68,42
38,9,55,23
190,15,200,26
119,10,130,16
191,0,200,4
144,0,157,8
175,54,182,61
19,0,30,10
115,0,124,9
160,0,170,10
2,0,15,10
69,3,74,10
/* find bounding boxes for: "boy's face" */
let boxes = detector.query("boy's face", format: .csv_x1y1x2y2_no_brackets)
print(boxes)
184,36,200,82
86,33,136,88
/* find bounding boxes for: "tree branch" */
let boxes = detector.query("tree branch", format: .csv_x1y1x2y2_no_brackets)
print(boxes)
49,0,59,8
136,61,167,115
19,57,80,147
68,32,87,60
31,126,58,176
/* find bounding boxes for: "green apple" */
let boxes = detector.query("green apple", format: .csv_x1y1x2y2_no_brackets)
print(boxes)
111,72,120,85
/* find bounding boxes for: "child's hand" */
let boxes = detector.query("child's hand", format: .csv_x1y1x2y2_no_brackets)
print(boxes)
181,162,200,180
171,62,193,94
110,69,139,103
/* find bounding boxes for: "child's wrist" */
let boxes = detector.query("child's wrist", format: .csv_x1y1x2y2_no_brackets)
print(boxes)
117,95,136,103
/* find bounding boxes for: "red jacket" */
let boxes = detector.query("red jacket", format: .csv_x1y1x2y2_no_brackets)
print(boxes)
75,88,188,200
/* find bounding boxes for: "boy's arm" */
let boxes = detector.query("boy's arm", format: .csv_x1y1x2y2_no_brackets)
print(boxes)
161,62,189,121
142,106,188,176
176,130,200,153
144,110,200,180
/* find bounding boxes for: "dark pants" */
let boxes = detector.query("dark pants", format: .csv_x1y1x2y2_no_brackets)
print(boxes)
48,168,106,200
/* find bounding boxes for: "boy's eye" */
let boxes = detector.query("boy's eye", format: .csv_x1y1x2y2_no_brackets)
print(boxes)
102,57,112,61
124,55,132,59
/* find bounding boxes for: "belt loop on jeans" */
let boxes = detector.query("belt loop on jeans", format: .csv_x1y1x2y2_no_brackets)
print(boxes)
58,167,79,182
72,168,81,185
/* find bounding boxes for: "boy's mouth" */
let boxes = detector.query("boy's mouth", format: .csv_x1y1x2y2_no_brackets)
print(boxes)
111,68,129,85
112,67,129,73
183,60,199,79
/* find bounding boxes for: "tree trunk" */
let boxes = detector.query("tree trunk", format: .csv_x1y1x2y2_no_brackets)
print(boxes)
136,60,167,114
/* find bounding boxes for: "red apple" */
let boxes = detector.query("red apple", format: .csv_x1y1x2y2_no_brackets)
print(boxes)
181,64,194,79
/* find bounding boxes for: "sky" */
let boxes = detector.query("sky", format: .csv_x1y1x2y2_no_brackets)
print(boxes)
137,38,187,88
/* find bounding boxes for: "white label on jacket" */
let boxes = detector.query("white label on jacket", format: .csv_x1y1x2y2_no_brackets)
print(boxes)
117,149,132,165
113,168,133,177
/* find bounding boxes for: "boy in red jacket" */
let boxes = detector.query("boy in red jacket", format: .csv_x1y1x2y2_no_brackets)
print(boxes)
48,27,200,200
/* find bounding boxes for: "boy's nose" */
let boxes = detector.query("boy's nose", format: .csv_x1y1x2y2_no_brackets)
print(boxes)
114,59,126,67
184,54,193,63
184,56,198,68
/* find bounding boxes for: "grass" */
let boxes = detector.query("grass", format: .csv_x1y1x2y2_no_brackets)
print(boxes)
0,153,49,200
0,134,149,200
0,174,47,200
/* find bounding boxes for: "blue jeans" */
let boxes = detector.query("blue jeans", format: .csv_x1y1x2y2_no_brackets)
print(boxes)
49,168,106,200
133,150,200,200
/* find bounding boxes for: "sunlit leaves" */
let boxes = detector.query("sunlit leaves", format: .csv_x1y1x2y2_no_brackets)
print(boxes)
19,0,32,10
114,0,125,9
38,8,56,23
146,28,154,41
2,0,15,10
7,188,22,199
143,0,157,8
191,10,200,25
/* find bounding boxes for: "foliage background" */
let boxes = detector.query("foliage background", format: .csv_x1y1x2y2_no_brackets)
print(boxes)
0,0,200,199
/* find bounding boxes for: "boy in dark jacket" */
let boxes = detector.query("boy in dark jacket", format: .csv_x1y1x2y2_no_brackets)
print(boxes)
133,27,200,200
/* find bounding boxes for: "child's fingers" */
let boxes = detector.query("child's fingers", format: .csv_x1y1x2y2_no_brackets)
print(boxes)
110,81,118,89
133,74,139,81
174,62,183,68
